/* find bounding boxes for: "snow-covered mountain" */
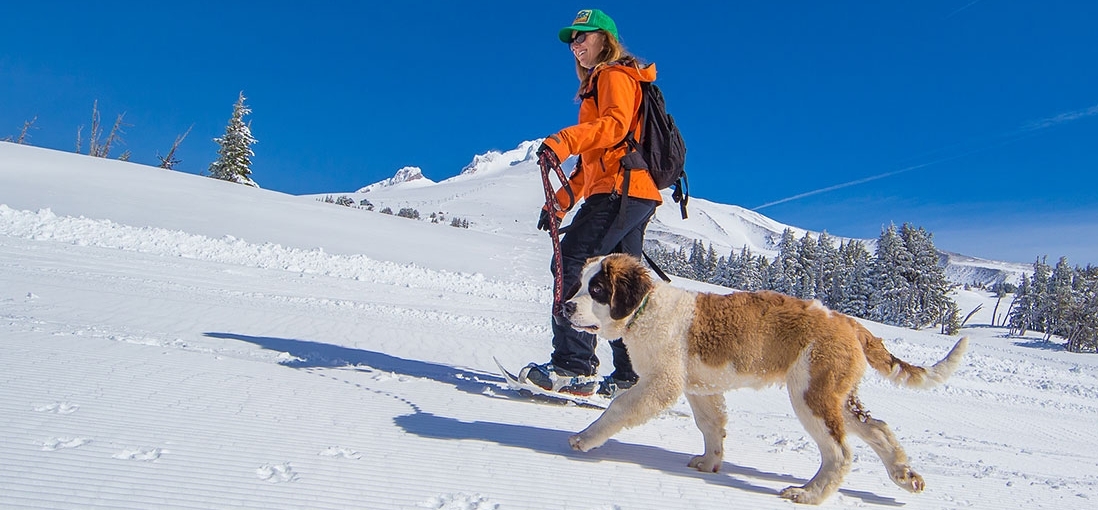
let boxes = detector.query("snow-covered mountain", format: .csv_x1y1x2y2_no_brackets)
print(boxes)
354,166,435,193
351,141,1030,287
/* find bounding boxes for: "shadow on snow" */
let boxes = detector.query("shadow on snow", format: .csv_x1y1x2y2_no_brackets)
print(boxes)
205,331,903,506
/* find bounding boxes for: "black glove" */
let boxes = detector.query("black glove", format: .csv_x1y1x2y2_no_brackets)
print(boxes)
537,208,554,231
537,142,560,167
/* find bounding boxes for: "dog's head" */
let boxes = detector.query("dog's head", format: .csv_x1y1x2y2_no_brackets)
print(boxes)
563,254,654,337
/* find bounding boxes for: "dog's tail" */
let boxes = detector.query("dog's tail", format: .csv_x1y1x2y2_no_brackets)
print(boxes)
855,320,968,389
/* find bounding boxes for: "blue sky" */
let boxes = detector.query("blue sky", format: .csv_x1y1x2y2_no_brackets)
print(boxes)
3,1,1096,266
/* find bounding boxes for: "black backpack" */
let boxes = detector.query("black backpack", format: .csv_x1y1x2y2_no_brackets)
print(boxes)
584,70,689,218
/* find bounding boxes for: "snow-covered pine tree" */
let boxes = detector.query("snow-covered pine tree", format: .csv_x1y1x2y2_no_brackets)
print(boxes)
1046,257,1075,341
833,240,873,317
793,232,818,300
1064,267,1098,352
770,228,798,295
900,224,954,329
208,91,259,187
814,231,839,307
688,241,716,282
1030,257,1052,333
712,250,734,288
741,247,766,291
870,223,916,327
724,246,745,290
1008,273,1034,335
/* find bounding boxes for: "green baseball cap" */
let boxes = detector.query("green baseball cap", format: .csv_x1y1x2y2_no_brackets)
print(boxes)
558,9,619,44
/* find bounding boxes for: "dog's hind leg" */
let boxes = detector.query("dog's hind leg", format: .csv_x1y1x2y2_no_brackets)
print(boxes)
685,392,727,473
779,354,853,504
844,393,925,493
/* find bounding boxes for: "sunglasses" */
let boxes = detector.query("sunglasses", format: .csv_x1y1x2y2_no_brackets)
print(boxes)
570,31,598,44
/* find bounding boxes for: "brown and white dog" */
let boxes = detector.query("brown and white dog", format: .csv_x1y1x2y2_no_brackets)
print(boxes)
562,253,968,505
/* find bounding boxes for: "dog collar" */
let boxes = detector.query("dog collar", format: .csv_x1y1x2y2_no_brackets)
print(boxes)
625,293,651,330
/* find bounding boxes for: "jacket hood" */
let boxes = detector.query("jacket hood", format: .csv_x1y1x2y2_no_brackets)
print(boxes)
594,61,657,84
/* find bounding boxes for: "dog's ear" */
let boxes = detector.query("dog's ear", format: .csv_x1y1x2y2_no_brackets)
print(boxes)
607,255,654,321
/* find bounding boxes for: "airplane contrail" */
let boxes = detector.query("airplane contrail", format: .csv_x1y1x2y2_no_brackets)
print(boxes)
752,102,1098,211
947,0,984,18
752,159,943,211
1021,103,1098,131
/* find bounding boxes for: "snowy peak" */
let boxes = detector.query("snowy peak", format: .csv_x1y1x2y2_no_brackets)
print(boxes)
356,166,434,193
457,140,542,177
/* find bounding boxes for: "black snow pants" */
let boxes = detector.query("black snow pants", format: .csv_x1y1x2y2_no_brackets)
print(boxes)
550,193,657,380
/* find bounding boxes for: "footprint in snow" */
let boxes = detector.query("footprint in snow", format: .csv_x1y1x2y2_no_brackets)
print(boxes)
113,447,164,461
256,463,297,483
42,438,91,451
319,446,363,460
417,493,500,510
35,402,80,414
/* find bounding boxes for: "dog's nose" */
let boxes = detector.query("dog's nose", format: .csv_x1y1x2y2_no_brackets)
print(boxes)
562,301,577,318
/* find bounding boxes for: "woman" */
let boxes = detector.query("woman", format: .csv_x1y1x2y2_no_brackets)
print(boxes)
520,9,662,397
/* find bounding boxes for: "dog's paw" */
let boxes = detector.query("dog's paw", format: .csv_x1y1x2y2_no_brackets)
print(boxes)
687,453,722,473
779,486,823,505
568,433,604,452
891,467,925,493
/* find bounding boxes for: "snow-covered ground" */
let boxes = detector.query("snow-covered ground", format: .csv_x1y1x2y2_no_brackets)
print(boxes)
1,142,1095,509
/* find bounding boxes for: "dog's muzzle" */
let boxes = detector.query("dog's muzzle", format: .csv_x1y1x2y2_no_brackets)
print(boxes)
560,300,599,333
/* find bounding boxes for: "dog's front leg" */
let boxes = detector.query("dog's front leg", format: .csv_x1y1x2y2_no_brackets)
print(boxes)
570,372,682,452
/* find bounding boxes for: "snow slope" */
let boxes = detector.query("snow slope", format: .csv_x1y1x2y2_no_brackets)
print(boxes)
1,142,1095,509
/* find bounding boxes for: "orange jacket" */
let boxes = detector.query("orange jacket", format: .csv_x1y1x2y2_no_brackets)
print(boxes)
542,62,662,215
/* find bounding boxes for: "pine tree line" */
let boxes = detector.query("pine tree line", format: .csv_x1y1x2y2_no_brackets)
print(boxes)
646,223,960,332
1008,257,1098,353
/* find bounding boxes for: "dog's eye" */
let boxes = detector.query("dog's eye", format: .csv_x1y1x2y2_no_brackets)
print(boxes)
589,282,609,300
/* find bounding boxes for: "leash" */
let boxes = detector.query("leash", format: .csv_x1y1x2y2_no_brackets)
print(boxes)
538,151,575,319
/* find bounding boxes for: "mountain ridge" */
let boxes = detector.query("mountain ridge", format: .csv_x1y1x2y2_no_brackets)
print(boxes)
353,140,1030,287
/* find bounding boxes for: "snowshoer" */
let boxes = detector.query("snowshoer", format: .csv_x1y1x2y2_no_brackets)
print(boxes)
521,8,661,397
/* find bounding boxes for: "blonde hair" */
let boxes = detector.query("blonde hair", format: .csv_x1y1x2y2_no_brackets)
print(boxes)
574,31,640,98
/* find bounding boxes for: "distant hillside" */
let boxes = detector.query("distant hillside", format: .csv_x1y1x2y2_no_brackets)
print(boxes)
339,141,1031,288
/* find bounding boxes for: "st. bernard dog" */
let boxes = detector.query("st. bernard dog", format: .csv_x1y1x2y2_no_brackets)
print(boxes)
562,254,968,505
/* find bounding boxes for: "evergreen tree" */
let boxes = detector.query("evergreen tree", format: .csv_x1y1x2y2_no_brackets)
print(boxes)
1008,273,1034,335
793,232,818,299
1030,257,1052,333
900,224,954,328
814,231,839,307
1046,257,1075,341
1063,266,1098,352
870,223,914,326
688,241,718,282
730,246,764,291
713,249,737,288
208,91,259,187
706,244,719,282
771,228,798,294
834,240,873,317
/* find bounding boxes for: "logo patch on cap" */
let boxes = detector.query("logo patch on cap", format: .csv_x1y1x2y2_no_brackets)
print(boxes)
573,10,592,24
